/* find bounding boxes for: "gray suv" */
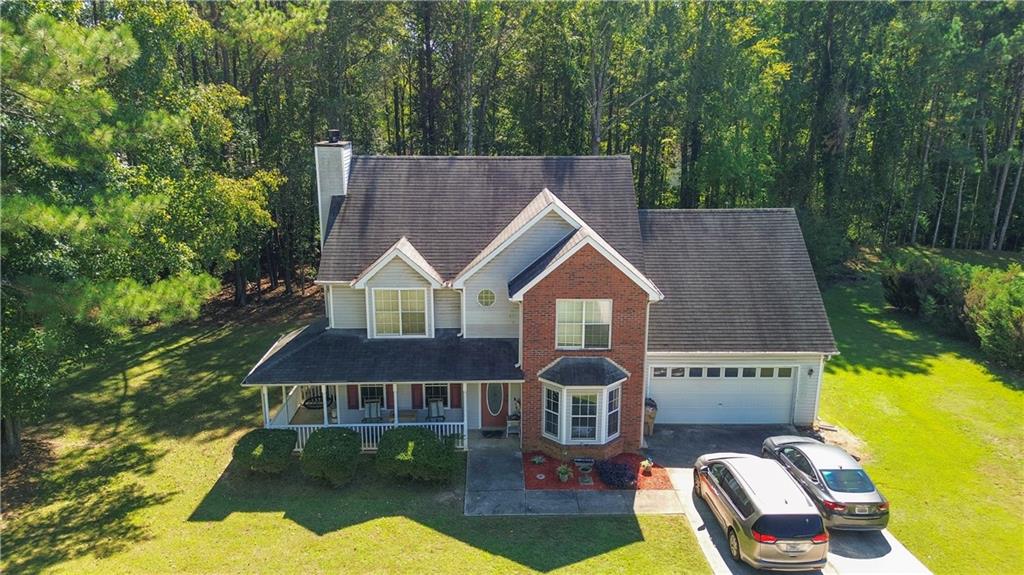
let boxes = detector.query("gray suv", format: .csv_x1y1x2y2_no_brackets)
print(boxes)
694,452,829,571
763,436,890,531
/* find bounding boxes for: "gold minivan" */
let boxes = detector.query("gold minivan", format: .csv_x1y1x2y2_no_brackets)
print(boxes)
694,453,829,571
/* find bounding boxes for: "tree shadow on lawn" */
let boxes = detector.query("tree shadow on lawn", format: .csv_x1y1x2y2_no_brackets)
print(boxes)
188,458,647,573
51,318,302,446
822,279,1022,391
2,442,174,575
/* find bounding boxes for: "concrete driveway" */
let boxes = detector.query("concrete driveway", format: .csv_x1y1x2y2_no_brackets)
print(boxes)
647,425,931,575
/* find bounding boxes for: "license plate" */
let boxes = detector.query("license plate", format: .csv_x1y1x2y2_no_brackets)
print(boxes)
781,543,808,553
854,505,870,514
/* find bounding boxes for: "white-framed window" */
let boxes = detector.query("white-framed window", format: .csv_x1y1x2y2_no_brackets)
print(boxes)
544,387,560,439
424,383,449,408
373,288,427,336
606,387,620,439
477,289,495,307
555,299,611,349
570,392,599,441
360,384,385,408
542,383,621,444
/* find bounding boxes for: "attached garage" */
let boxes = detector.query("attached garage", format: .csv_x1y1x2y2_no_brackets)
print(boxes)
647,364,798,424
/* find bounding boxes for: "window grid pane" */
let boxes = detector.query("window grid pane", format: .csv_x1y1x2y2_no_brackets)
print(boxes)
570,393,598,440
607,388,620,437
544,388,560,436
556,299,611,349
425,384,448,407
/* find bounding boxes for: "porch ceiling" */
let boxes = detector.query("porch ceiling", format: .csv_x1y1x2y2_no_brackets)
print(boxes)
244,319,523,386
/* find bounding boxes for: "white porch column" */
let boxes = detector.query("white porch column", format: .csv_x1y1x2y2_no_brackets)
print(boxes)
335,385,342,423
321,384,329,425
393,384,399,425
261,386,270,427
462,383,469,449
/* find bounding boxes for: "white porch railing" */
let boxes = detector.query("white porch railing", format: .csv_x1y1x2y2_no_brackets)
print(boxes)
269,421,466,452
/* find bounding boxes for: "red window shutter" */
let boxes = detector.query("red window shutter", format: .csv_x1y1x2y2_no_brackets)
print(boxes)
450,384,462,408
412,384,423,409
384,384,394,409
347,385,359,410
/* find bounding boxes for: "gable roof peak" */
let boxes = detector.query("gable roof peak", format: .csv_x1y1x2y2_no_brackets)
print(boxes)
351,235,444,288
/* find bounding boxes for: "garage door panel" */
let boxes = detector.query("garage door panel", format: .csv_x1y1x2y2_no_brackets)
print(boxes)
649,373,796,424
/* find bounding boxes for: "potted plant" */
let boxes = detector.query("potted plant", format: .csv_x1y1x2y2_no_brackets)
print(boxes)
640,457,654,476
556,464,573,483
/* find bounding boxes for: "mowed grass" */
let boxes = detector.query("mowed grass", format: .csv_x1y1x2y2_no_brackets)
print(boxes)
0,295,709,575
820,264,1024,574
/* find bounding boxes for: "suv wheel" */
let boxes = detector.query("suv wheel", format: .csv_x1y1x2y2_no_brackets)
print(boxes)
727,529,741,562
692,472,701,498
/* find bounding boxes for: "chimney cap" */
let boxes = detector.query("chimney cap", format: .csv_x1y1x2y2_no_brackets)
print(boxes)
327,129,341,143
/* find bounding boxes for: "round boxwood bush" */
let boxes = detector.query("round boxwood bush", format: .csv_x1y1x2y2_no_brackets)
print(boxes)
233,428,297,475
375,427,457,484
300,428,362,487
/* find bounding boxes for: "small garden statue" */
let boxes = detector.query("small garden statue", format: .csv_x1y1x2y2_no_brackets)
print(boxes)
640,457,654,476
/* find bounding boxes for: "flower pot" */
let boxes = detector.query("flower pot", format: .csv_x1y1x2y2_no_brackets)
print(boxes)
558,474,571,483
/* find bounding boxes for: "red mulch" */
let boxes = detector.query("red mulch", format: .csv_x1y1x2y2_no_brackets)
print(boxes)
522,451,673,491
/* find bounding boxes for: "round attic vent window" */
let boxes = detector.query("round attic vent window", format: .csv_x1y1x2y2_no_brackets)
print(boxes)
477,289,496,307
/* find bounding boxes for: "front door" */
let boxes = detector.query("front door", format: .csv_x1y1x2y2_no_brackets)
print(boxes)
481,383,507,428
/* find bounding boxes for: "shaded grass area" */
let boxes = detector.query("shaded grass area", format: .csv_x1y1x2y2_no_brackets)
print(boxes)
820,270,1023,574
1,292,708,575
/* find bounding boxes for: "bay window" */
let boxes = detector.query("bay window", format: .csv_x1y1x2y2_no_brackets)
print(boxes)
373,288,427,336
541,383,622,444
556,299,611,349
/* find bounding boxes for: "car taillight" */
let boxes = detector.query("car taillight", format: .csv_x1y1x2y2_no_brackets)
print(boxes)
822,500,847,512
752,530,778,543
811,532,830,544
878,502,889,511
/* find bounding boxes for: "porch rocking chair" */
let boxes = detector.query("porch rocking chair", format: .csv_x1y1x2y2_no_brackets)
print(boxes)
425,399,446,422
362,400,383,423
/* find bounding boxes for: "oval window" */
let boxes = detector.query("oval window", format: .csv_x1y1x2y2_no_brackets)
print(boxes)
477,289,496,307
486,383,504,416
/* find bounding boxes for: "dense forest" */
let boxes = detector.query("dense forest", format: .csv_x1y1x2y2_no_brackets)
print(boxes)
1,1,1022,454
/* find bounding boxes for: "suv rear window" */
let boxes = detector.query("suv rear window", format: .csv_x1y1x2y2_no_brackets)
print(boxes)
753,515,823,539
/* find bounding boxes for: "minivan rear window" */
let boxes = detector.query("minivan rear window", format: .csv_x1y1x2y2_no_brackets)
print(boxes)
753,515,823,539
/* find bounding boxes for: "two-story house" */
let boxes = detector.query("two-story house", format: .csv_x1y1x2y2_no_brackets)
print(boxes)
243,132,837,459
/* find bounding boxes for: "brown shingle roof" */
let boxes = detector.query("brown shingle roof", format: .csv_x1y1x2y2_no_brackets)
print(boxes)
640,209,837,354
317,156,644,282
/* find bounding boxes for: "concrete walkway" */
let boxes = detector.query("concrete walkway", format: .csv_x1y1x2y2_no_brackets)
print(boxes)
463,440,684,516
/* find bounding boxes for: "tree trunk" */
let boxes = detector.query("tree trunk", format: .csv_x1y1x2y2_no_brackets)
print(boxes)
2,417,22,460
233,260,247,306
989,69,1023,248
910,125,934,245
932,163,952,247
997,154,1023,250
951,166,968,249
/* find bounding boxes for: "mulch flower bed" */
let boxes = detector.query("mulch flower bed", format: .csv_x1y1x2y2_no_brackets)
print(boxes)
522,452,673,491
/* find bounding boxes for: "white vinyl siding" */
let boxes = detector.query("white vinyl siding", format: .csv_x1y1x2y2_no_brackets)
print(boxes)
434,288,461,329
328,285,367,329
364,258,433,338
464,212,575,338
644,353,825,425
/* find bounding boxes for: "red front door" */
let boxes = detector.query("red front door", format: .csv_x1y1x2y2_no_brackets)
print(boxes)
481,383,507,428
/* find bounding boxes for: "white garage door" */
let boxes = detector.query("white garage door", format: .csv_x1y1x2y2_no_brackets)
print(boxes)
648,365,796,424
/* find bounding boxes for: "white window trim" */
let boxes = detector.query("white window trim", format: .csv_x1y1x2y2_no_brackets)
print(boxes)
542,382,622,445
359,384,386,409
423,383,450,408
606,387,621,441
543,386,560,441
555,298,612,351
371,287,430,338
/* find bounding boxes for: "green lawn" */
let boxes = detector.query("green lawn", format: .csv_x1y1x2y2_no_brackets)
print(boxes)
820,266,1023,574
1,296,709,575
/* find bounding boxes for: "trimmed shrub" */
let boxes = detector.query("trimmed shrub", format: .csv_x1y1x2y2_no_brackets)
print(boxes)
375,427,457,483
596,460,635,489
965,264,1024,370
301,428,362,487
880,251,974,336
233,428,296,475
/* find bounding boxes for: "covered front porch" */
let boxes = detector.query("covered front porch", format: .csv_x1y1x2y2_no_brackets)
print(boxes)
259,383,469,451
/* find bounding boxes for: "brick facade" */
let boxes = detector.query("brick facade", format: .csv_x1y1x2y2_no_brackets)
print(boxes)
520,244,648,459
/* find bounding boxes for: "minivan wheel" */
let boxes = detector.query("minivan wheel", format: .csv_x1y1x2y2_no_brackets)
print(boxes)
727,529,741,562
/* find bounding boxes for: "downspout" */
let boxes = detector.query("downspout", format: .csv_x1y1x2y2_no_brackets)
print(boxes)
640,301,651,450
